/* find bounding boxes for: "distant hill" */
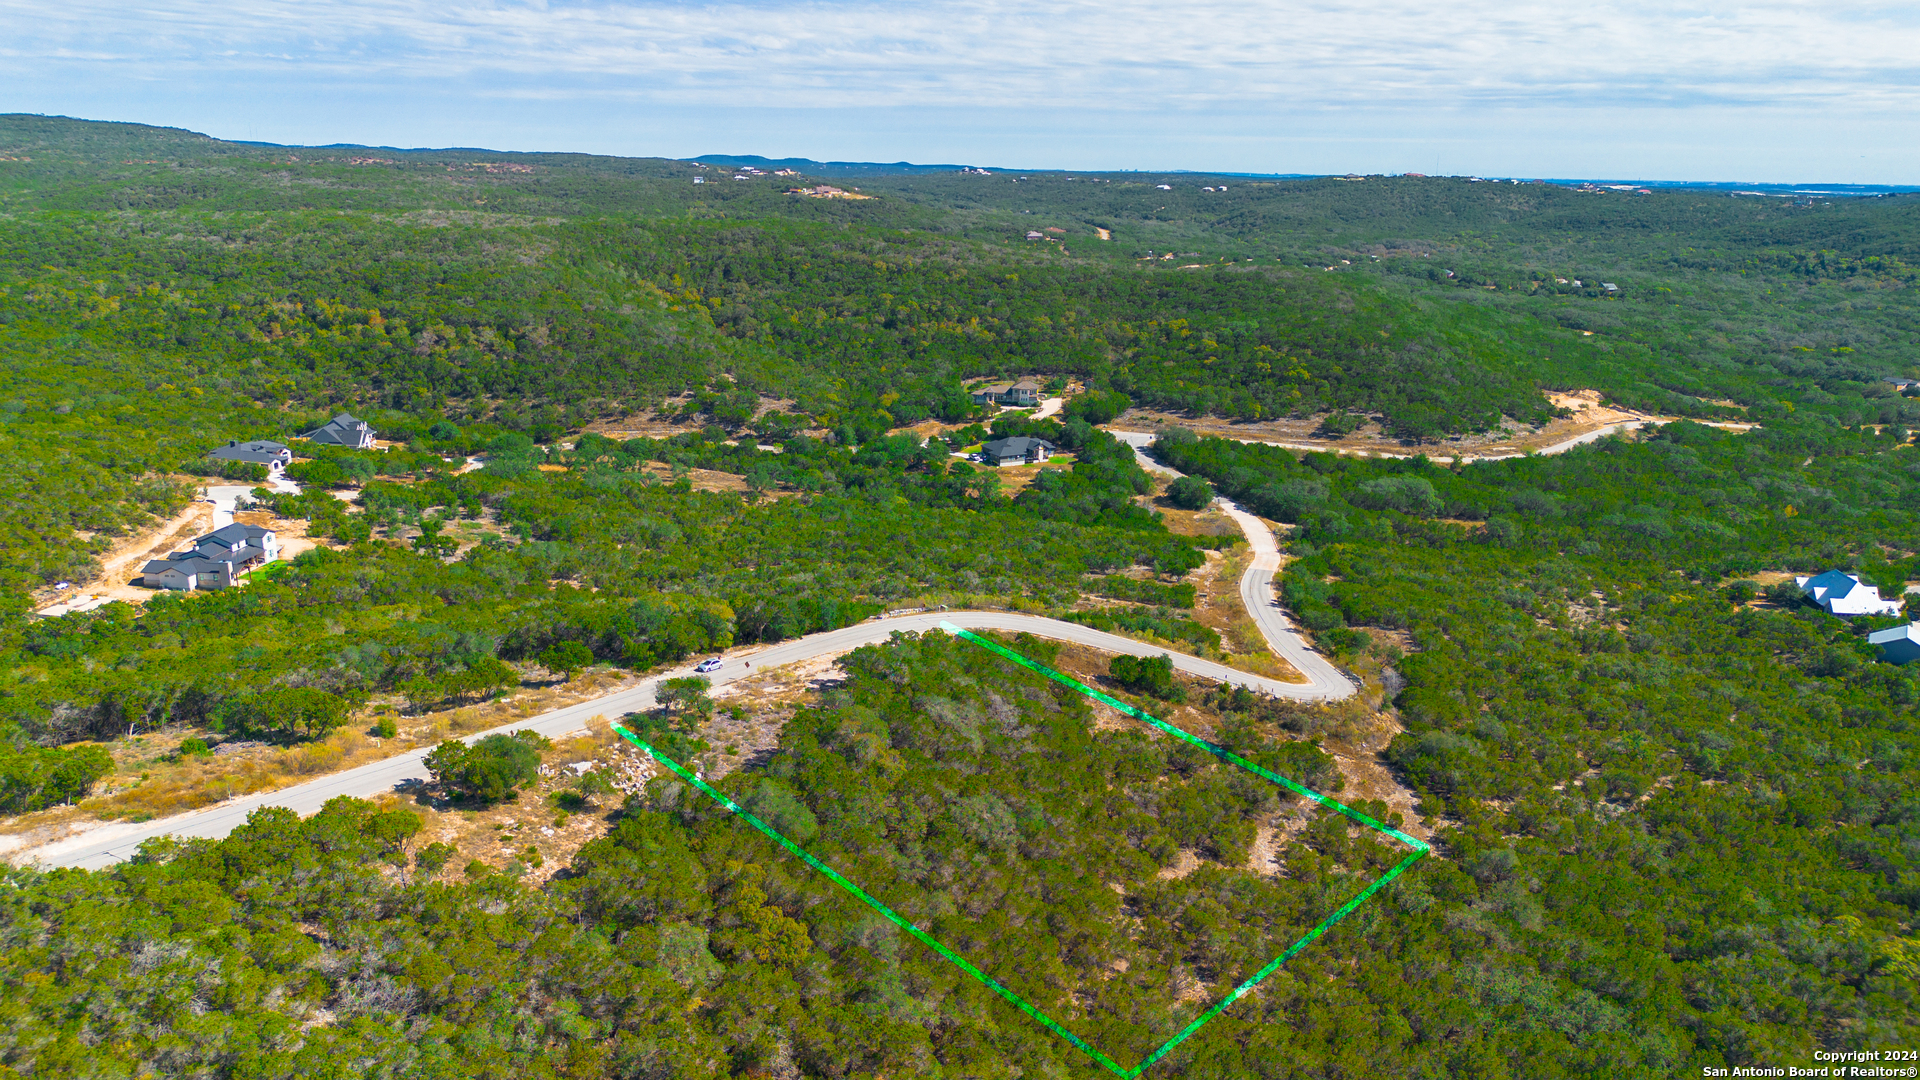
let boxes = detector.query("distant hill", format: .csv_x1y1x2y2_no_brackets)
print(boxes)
688,154,989,177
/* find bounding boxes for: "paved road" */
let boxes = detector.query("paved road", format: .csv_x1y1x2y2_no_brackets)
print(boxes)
29,434,1355,870
1214,498,1355,695
33,607,1350,870
1111,430,1353,695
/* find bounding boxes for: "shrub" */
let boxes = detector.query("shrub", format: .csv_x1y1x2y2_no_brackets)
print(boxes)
1300,604,1347,631
1350,476,1442,516
1319,627,1369,653
416,842,457,878
1764,581,1806,607
425,731,550,804
441,658,519,704
657,676,713,730
1166,475,1214,510
1247,478,1328,523
1063,609,1221,653
1315,412,1364,437
0,739,115,813
1390,730,1489,796
738,778,819,842
215,687,353,740
949,792,1018,850
538,641,594,682
1109,653,1187,702
1064,390,1131,425
185,459,269,483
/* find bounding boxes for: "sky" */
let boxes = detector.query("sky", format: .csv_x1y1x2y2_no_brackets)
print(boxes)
2,0,1916,181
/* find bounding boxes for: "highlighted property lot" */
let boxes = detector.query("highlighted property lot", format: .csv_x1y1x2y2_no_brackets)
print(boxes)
611,624,1430,1077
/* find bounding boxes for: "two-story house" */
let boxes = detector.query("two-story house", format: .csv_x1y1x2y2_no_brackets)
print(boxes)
141,523,281,591
968,380,1043,407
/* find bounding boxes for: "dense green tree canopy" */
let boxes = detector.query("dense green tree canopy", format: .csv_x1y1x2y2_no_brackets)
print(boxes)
4,115,1920,1078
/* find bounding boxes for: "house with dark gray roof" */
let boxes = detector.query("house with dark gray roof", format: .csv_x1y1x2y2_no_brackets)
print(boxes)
206,439,292,472
980,436,1056,466
141,523,281,591
300,413,376,449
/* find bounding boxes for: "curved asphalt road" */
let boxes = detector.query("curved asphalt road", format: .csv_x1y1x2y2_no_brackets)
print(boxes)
1110,430,1353,697
31,440,1351,871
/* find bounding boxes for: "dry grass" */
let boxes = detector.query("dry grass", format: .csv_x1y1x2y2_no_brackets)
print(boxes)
81,761,286,821
972,456,1078,496
403,715,652,889
547,715,628,765
278,730,377,776
76,729,403,820
1218,645,1307,682
21,671,649,838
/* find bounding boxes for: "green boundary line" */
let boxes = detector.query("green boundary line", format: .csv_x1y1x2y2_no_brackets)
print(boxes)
611,624,1429,1077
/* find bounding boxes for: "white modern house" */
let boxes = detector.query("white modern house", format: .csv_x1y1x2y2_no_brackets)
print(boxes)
1796,569,1903,618
1868,624,1920,665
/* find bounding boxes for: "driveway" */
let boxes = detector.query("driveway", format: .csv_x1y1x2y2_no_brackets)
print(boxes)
204,477,300,527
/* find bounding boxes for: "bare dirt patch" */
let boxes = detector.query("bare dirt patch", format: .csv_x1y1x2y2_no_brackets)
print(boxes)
582,395,807,441
30,482,213,611
1111,390,1724,463
33,493,334,616
405,720,650,888
1246,804,1317,878
974,455,1078,495
1156,848,1202,880
627,461,767,495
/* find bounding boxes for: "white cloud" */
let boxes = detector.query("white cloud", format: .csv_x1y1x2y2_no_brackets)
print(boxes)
4,0,1917,112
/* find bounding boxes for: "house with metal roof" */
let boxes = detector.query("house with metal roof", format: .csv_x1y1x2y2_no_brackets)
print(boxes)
205,439,292,472
300,413,376,449
1869,623,1920,665
1797,569,1903,618
141,523,280,591
979,436,1056,466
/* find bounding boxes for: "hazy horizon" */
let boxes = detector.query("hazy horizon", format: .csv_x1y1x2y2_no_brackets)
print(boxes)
14,112,1918,193
3,0,1914,182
